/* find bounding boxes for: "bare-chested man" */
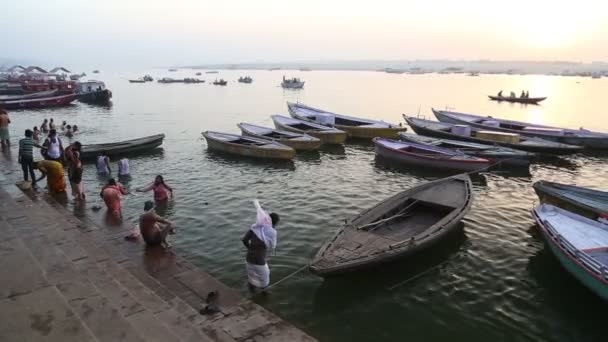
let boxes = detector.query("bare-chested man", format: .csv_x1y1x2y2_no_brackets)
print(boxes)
139,201,176,248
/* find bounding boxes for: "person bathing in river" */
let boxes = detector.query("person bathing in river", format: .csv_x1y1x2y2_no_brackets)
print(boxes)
41,119,49,133
32,126,41,142
61,121,67,130
118,158,130,178
41,129,64,162
139,201,176,248
68,151,85,201
242,200,279,292
137,175,173,204
97,151,111,175
49,118,56,130
100,178,128,217
65,125,74,138
73,125,79,133
34,160,66,193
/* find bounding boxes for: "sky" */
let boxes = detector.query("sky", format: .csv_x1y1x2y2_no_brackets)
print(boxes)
2,0,608,68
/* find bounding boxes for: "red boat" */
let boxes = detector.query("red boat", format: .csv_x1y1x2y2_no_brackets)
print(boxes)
0,93,76,109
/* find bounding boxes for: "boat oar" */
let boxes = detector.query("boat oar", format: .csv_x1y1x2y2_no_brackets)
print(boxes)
356,200,419,231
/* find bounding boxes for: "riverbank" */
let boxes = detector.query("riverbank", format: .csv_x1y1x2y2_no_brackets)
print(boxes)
0,173,316,341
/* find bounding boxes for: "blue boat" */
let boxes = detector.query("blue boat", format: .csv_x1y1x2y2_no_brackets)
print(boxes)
532,204,608,301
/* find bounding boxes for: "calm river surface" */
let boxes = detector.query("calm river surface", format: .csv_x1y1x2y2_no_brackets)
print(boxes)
3,70,608,342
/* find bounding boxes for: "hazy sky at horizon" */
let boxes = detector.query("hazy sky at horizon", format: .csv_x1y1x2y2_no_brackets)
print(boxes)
3,0,608,67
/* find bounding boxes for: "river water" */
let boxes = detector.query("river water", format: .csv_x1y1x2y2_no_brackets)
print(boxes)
3,70,608,342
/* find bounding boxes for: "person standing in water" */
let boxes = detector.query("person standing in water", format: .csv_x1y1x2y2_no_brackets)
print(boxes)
139,201,176,248
18,129,41,185
34,160,66,193
118,158,130,178
49,118,56,130
65,125,74,138
0,109,10,150
97,151,111,175
137,175,173,204
41,119,49,133
41,129,64,162
242,200,279,292
32,126,41,142
68,151,85,201
100,178,128,216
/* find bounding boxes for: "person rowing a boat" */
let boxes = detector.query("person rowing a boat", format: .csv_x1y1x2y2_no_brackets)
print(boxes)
520,90,525,98
497,90,503,97
139,200,176,248
242,200,279,292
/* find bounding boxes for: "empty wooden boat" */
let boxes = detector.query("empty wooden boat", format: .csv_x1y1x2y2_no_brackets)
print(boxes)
0,89,58,101
271,115,347,145
433,108,608,149
80,134,165,160
287,102,407,139
237,123,321,151
374,137,492,172
399,132,533,167
310,174,473,276
533,181,608,221
404,115,583,155
488,95,546,104
202,131,295,160
532,204,608,301
0,93,76,110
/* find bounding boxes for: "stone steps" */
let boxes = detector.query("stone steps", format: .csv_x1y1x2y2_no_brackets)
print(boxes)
0,187,316,342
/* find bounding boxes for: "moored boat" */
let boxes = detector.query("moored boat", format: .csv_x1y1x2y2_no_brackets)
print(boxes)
202,131,295,160
287,102,407,139
76,80,112,104
0,89,58,101
0,93,76,110
271,115,347,145
532,204,608,301
488,95,546,104
213,79,227,86
404,115,583,155
373,137,492,172
399,132,533,167
129,79,146,83
183,78,205,83
237,123,321,151
533,181,608,221
238,76,253,83
80,134,165,160
433,108,608,149
310,174,473,276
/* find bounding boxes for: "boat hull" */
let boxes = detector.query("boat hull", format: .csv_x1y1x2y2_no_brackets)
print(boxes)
488,95,546,104
374,139,491,172
533,181,608,221
81,134,165,160
0,93,76,109
77,89,112,104
310,175,473,276
434,109,608,149
273,120,347,145
405,117,582,155
532,209,608,301
204,133,295,160
337,125,407,139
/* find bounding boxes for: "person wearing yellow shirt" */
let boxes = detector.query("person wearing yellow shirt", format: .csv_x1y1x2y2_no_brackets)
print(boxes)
34,160,66,193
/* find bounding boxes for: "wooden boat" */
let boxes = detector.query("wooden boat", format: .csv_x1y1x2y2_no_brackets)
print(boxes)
310,174,473,276
432,108,608,149
0,89,58,101
399,132,533,167
532,204,608,301
80,134,165,160
533,181,608,221
0,93,76,110
183,78,205,84
238,76,253,83
287,102,407,139
488,95,546,104
203,131,295,160
213,79,227,86
404,115,583,155
129,79,146,83
237,123,321,151
374,138,492,172
271,115,347,145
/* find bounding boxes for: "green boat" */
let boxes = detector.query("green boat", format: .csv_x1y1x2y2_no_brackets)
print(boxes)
532,204,608,301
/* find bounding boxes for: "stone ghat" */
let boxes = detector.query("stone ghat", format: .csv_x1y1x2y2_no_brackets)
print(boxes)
0,186,316,342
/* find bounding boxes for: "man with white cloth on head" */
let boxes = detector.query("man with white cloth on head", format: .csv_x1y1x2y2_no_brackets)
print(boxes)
242,200,279,292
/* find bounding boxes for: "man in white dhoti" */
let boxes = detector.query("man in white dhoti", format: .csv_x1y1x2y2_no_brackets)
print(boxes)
242,200,279,291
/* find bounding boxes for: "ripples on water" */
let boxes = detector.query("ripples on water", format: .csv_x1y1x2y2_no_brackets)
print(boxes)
3,71,608,342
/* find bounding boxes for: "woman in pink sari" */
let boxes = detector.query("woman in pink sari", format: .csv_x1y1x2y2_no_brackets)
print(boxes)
137,175,174,203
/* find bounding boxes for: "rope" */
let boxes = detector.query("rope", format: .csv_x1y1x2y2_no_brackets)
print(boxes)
258,264,309,293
